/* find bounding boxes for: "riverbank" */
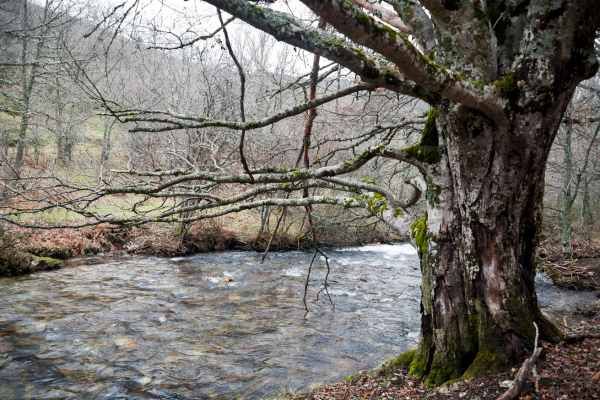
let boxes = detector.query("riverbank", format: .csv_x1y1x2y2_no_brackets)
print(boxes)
0,229,65,276
284,303,600,400
1,217,399,276
539,239,600,291
5,225,600,292
12,223,397,258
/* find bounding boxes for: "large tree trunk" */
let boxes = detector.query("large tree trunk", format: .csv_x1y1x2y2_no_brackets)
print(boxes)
408,94,575,385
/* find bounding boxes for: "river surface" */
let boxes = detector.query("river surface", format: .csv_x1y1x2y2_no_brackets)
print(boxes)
0,244,596,399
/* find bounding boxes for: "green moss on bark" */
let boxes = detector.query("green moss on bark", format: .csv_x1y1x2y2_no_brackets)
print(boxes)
408,344,430,378
342,0,402,44
421,108,440,147
410,214,428,254
425,353,463,387
493,73,519,100
404,144,442,164
462,350,507,380
403,108,441,163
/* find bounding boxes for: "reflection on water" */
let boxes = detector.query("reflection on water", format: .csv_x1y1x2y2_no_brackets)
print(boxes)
0,244,595,399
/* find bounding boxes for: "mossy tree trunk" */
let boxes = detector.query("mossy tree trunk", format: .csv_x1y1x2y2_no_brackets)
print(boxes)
14,0,49,176
409,93,579,386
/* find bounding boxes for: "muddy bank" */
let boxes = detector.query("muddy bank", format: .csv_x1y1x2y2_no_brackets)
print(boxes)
2,224,243,277
12,224,255,260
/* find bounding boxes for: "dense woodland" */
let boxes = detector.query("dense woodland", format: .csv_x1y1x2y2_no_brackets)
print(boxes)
0,0,599,399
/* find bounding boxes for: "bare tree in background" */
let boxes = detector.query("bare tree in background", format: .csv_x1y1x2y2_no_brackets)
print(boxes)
13,0,51,175
546,82,600,256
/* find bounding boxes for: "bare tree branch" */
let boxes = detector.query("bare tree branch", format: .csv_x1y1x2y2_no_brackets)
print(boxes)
147,16,234,50
115,84,374,133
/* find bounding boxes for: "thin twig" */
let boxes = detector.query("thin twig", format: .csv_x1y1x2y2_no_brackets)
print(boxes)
316,248,334,309
303,248,319,312
147,16,234,50
260,205,287,263
299,19,335,313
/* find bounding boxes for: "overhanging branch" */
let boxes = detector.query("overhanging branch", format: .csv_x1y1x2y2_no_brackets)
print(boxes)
199,0,436,102
115,84,374,133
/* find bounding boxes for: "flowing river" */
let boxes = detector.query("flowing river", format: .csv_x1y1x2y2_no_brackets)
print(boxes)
0,244,596,399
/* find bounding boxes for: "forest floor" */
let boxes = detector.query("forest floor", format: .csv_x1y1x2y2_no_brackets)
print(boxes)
286,302,600,400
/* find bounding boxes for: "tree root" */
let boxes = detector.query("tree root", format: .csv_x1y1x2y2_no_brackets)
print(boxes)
563,332,600,343
496,322,542,400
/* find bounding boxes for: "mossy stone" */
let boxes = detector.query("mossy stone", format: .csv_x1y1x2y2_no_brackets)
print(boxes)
31,256,64,270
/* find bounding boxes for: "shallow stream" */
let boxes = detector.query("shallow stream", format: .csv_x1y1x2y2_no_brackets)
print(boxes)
0,244,595,399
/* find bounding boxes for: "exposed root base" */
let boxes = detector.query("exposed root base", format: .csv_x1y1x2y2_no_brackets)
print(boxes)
381,315,563,387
